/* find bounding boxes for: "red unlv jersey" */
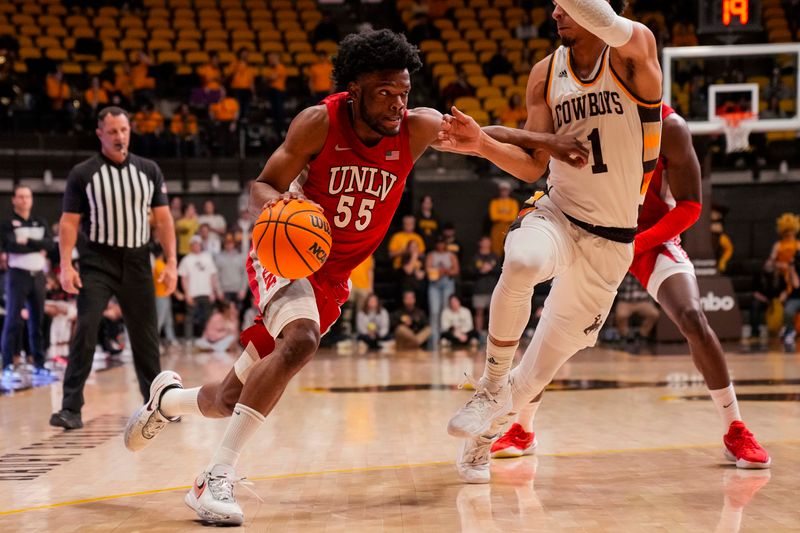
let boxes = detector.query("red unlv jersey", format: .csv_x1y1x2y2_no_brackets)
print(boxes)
295,92,413,281
638,104,677,233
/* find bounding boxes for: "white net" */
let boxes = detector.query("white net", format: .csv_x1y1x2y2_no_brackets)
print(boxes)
719,113,754,153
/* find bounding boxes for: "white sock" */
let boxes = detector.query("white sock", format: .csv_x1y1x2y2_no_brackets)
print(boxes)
481,339,518,391
208,403,265,469
708,384,742,429
159,387,203,418
516,399,542,433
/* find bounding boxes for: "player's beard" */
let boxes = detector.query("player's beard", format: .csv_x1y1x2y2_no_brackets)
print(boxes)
561,35,576,47
359,97,401,137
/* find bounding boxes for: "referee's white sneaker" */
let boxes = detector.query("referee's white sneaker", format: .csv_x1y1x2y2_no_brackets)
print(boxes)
448,375,512,438
185,464,245,526
123,370,183,451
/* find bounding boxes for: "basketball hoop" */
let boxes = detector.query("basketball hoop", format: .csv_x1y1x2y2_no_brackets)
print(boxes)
718,111,755,154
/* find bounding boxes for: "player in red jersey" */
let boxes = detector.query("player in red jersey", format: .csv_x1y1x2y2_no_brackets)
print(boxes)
122,30,589,524
490,104,771,471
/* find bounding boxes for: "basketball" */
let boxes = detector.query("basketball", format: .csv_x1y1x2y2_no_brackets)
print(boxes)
251,199,332,279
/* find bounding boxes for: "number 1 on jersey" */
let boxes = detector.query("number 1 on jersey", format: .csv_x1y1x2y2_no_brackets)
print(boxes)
588,128,608,174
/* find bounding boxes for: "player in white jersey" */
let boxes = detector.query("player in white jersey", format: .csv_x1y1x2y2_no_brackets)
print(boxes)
440,0,664,483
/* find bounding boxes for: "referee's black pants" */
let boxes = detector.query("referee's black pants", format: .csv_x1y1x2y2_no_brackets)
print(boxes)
62,243,161,412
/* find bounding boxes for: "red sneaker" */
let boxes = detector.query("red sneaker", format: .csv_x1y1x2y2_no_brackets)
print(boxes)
723,421,771,469
491,423,537,459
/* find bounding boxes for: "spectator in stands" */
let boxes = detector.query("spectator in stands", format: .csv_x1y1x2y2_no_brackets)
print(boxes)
710,205,733,273
483,47,514,80
197,224,221,254
198,199,227,242
498,93,527,128
407,13,441,45
133,101,165,157
392,290,431,350
488,180,519,256
112,62,134,107
347,255,374,328
170,196,183,222
152,243,177,348
388,214,425,269
235,207,252,255
441,222,462,259
356,293,391,351
514,12,540,41
131,51,156,106
178,235,220,343
175,203,200,260
312,15,340,45
440,69,474,110
226,48,256,120
197,51,223,104
400,239,427,305
614,273,660,349
215,233,248,309
45,67,71,132
265,53,288,139
470,236,499,334
170,103,199,157
209,86,240,156
782,252,800,352
307,52,334,104
748,258,789,346
441,295,480,348
84,76,108,114
415,195,440,250
426,235,460,348
671,19,698,47
196,300,239,353
769,213,800,266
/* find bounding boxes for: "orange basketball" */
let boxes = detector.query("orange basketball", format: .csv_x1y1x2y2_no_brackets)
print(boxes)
252,199,332,280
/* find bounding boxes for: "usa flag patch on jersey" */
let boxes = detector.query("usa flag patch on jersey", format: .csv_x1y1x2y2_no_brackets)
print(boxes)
385,150,399,161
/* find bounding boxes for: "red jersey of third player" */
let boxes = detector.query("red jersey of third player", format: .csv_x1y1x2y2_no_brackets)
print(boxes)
638,104,677,233
299,92,414,282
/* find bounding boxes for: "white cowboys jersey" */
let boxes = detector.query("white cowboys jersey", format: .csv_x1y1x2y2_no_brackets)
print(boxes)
545,45,662,229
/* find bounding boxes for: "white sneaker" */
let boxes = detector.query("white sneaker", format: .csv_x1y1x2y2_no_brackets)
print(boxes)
184,464,245,526
457,434,495,484
123,370,183,452
447,375,512,438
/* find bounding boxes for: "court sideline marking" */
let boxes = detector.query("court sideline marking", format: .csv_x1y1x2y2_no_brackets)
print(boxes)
1,438,797,517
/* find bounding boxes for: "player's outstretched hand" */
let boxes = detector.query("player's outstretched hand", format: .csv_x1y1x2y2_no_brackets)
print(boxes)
546,135,590,168
263,191,323,212
437,106,483,155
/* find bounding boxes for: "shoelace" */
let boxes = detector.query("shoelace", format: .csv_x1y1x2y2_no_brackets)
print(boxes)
734,428,763,453
208,475,264,504
463,436,494,466
458,374,499,411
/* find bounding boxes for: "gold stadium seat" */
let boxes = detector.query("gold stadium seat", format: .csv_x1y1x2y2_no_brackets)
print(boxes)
62,37,75,50
466,74,488,88
45,48,68,61
245,0,268,7
764,7,785,19
315,40,337,54
285,30,307,43
186,50,210,64
226,9,248,21
478,8,502,20
232,29,256,42
47,25,67,38
288,41,312,54
218,51,237,63
446,40,470,53
463,29,486,42
476,86,502,99
158,50,182,64
226,19,251,31
779,98,795,113
260,41,284,54
453,8,475,19
252,19,275,32
232,41,257,51
12,14,36,26
469,109,490,126
441,29,461,41
483,18,503,31
297,0,317,9
86,62,105,76
20,25,41,37
152,28,175,41
21,3,42,16
426,51,450,66
469,0,489,7
529,38,552,50
277,19,301,31
272,0,293,9
452,51,478,64
120,38,145,51
149,39,172,52
144,0,166,6
453,96,482,111
433,19,454,31
483,96,507,114
199,9,221,21
169,0,192,8
101,38,118,51
489,28,512,41
36,35,60,49
492,74,514,88
419,40,443,54
18,47,42,60
149,8,170,19
204,40,229,53
126,28,148,40
174,8,195,20
460,63,482,76
457,19,479,31
93,16,116,29
474,40,498,54
295,52,317,66
120,16,143,30
198,19,223,31
431,63,456,79
764,18,788,32
176,65,192,75
248,51,265,64
259,30,282,42
505,7,525,20
198,0,218,7
532,7,548,25
172,19,196,31
438,74,457,90
99,27,122,40
220,0,242,8
61,62,82,75
517,74,528,86
102,49,127,63
251,9,270,21
38,14,60,27
176,39,201,52
0,4,14,15
769,29,792,42
505,85,526,100
206,29,229,42
502,39,524,51
147,18,171,30
0,24,13,36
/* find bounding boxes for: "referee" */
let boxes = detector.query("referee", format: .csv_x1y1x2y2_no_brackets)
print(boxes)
1,185,53,375
50,106,178,430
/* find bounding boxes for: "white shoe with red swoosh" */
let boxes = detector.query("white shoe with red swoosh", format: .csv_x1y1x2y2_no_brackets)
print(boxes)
123,370,183,452
184,464,246,526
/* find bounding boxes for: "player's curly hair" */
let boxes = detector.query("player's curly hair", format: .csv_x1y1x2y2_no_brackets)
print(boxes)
332,29,422,91
776,212,800,236
609,0,629,14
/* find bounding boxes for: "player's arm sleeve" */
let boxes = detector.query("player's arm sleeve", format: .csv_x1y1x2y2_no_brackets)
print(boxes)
554,0,633,47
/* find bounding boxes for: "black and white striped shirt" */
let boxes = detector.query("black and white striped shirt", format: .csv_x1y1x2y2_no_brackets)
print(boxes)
63,153,168,248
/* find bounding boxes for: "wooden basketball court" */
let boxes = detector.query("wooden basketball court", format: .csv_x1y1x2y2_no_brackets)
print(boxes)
1,345,798,531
